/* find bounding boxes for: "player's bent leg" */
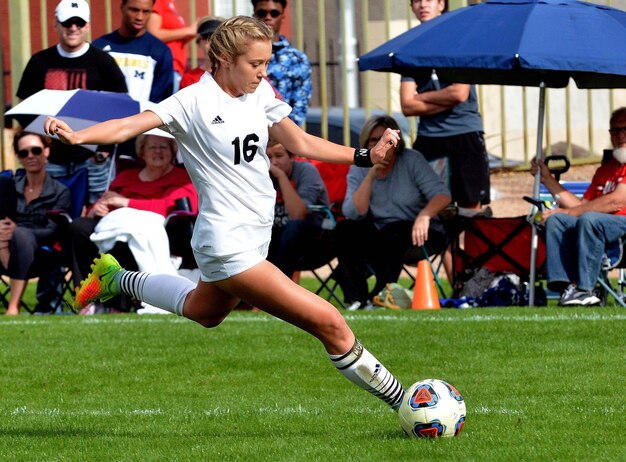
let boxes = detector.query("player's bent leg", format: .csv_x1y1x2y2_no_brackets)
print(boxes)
330,339,405,410
119,272,196,316
118,271,238,327
218,260,404,409
74,261,198,317
183,280,240,328
76,254,242,328
217,260,355,353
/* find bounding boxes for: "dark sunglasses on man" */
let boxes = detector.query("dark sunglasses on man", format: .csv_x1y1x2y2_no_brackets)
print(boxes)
60,17,87,29
254,9,282,18
17,146,44,159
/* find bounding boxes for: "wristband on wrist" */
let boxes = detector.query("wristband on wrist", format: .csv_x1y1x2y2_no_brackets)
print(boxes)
354,148,373,168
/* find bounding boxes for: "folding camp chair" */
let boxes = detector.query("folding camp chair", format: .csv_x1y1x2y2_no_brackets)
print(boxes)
531,153,626,306
0,168,88,313
453,216,547,295
115,151,199,273
595,239,626,307
530,189,626,307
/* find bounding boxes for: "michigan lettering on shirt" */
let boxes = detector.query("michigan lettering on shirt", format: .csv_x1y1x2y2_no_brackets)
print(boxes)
108,51,156,101
113,55,150,70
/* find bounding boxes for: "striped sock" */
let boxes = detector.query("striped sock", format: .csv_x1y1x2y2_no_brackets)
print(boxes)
119,272,195,316
330,339,404,410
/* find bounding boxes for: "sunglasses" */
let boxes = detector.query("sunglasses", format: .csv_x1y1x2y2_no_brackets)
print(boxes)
254,9,282,18
17,146,44,159
60,17,87,29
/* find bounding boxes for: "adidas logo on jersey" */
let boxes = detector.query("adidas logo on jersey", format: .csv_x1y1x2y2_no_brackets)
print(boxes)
211,115,225,125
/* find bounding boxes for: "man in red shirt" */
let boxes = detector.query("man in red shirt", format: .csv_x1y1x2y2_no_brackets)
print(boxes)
532,107,626,305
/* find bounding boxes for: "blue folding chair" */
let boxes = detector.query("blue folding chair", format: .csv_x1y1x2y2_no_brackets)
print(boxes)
0,168,88,313
534,153,626,306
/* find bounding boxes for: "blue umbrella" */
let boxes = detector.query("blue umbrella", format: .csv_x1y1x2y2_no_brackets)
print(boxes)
359,0,626,88
358,0,626,305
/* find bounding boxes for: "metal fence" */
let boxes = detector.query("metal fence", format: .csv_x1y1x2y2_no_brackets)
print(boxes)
3,0,626,169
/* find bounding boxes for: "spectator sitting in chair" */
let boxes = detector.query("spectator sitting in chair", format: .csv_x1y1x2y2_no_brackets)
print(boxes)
0,132,71,315
531,107,626,306
334,115,451,311
65,132,197,314
266,140,330,279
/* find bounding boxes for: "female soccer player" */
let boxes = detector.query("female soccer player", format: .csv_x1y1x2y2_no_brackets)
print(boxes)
44,16,404,410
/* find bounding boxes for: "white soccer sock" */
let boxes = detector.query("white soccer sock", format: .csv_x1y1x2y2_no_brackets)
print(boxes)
119,272,195,316
329,339,404,410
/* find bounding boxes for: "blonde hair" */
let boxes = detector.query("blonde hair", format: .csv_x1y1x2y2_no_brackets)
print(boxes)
135,134,178,164
208,16,273,73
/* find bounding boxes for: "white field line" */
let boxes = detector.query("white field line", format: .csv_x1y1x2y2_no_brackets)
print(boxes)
0,312,625,328
3,405,513,419
7,404,623,419
8,404,372,419
472,406,524,415
342,313,626,322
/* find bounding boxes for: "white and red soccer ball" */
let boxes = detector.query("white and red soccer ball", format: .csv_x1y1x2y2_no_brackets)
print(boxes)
398,378,466,438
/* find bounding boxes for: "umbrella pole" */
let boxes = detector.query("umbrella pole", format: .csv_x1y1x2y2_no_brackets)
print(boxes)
105,144,118,191
528,82,546,306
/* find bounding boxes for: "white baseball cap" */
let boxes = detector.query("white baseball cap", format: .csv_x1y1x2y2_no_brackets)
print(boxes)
55,0,90,23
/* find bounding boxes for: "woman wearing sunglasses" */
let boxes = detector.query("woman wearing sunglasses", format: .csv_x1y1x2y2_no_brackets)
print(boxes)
0,132,71,315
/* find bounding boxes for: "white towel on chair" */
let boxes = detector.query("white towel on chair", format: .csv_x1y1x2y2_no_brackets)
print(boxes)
90,208,177,275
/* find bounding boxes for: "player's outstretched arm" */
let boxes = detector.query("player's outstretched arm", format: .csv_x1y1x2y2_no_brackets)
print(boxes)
270,116,399,165
44,111,164,147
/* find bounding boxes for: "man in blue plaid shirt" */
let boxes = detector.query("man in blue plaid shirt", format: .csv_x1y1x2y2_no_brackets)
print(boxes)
252,0,312,126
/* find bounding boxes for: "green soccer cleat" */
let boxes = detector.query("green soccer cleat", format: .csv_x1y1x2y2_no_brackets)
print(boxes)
74,253,122,309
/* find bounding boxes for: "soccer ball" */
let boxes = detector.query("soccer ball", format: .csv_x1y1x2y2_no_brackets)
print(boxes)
398,379,466,438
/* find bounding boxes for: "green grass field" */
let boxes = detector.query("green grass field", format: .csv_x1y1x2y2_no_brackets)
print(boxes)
0,297,624,461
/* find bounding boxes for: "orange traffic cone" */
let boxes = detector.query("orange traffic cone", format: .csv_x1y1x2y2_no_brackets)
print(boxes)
411,260,441,310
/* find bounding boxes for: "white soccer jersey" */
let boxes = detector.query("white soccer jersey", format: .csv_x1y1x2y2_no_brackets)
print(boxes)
150,74,292,257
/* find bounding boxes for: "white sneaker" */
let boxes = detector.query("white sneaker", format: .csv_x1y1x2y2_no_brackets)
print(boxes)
559,285,600,306
345,301,377,311
363,301,378,311
345,301,363,311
